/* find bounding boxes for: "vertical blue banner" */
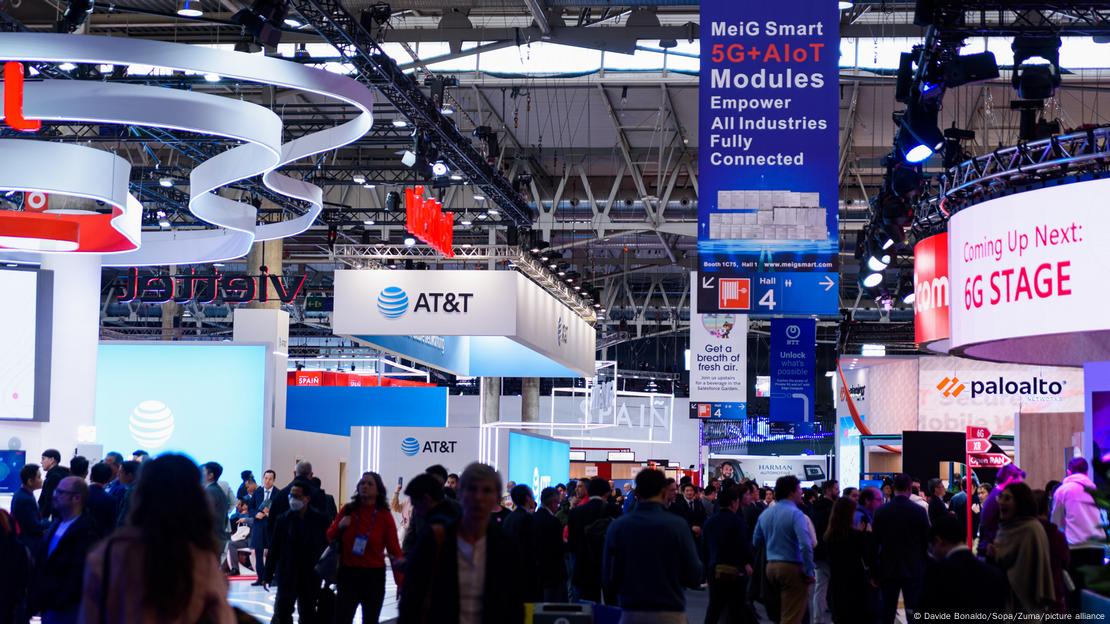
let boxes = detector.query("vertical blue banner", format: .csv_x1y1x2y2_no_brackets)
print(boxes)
770,318,816,423
697,3,840,316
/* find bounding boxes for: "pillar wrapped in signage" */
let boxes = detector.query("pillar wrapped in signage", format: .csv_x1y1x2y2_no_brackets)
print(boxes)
697,3,839,316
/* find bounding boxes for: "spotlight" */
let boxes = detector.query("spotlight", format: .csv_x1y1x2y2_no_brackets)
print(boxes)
385,191,401,211
944,51,999,88
235,37,262,54
431,161,449,177
488,208,499,217
531,239,549,254
177,0,204,17
460,215,472,226
477,212,488,220
159,177,174,188
352,174,366,184
441,104,455,115
294,43,310,60
362,183,376,189
158,217,171,229
283,16,303,28
898,272,916,305
859,271,883,289
474,194,485,201
58,62,77,72
473,126,501,162
867,252,891,272
363,219,375,226
449,173,464,181
896,101,943,163
392,119,409,128
401,151,418,168
404,237,416,247
232,0,290,48
1011,35,1062,101
56,0,95,33
878,222,904,250
203,73,221,82
838,1,852,9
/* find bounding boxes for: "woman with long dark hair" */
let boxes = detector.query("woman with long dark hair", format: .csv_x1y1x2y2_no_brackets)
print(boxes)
989,482,1056,613
327,471,404,623
824,497,878,624
80,453,235,623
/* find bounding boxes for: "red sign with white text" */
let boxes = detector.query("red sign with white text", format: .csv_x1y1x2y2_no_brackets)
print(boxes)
914,233,949,345
968,453,1012,468
966,438,991,453
405,186,454,258
3,62,41,132
967,425,991,440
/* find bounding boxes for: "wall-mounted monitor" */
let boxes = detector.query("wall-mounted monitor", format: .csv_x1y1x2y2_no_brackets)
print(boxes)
0,268,52,422
508,431,570,495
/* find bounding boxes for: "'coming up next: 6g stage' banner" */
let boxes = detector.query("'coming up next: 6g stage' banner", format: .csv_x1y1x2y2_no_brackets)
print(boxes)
697,2,839,316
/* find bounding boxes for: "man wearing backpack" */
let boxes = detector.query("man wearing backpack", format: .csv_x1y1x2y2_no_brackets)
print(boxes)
567,477,621,602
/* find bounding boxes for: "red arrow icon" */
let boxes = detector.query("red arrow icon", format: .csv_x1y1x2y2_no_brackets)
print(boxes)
966,439,991,454
968,453,1012,469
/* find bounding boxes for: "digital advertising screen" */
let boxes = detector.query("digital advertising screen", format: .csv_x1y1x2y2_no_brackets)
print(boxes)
508,431,570,497
0,450,26,494
0,268,53,422
94,343,266,488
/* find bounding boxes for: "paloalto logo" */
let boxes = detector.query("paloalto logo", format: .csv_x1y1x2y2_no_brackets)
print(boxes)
936,375,1065,399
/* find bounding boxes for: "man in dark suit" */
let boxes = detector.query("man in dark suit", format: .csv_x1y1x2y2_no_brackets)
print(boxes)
33,476,98,624
37,449,69,522
567,476,620,602
86,462,119,538
670,482,708,540
872,473,931,624
11,463,46,553
920,515,1006,616
702,484,756,624
203,462,232,573
249,468,277,586
535,486,568,602
263,480,330,624
501,484,540,601
267,461,327,543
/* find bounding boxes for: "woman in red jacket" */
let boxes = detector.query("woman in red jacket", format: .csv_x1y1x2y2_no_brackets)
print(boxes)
327,472,404,623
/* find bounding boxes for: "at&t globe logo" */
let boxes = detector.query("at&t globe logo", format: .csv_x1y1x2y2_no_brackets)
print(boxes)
401,437,420,457
129,400,175,449
377,286,409,319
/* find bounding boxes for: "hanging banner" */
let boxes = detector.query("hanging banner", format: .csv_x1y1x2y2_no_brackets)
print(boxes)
689,272,748,420
697,3,840,316
770,318,815,422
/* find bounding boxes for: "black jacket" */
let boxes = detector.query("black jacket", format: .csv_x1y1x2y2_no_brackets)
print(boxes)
263,507,329,587
86,484,119,539
37,465,70,521
11,486,45,549
266,480,328,542
398,521,524,624
249,486,277,549
534,507,567,587
810,496,835,561
701,507,752,573
567,498,620,587
872,495,930,581
928,496,951,526
33,512,99,614
826,528,879,623
920,548,1007,616
669,497,708,533
501,507,540,601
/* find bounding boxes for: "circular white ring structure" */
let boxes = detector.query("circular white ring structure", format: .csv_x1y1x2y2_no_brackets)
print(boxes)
0,33,375,265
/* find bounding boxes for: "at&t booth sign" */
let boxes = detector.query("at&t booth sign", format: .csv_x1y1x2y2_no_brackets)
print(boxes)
947,178,1110,366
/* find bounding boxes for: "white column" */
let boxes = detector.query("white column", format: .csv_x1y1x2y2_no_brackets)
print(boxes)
40,254,101,460
233,308,288,480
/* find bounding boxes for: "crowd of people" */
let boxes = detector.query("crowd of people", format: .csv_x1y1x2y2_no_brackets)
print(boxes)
1,447,1105,624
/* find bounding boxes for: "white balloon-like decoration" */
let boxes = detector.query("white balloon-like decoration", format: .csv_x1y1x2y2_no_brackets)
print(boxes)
0,33,376,265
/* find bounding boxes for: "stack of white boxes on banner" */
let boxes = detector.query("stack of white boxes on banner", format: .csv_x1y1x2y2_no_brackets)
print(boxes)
708,190,827,241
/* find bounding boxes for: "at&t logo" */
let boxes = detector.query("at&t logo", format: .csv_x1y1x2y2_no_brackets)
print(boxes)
378,286,410,319
401,437,420,456
401,436,458,456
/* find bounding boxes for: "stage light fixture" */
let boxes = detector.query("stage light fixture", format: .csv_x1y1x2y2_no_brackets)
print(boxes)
944,51,999,88
177,0,204,17
392,119,409,128
1011,35,1062,101
56,0,95,33
159,177,174,188
204,73,221,82
58,62,77,72
431,161,449,177
859,269,883,290
232,0,290,48
385,191,401,211
283,16,303,28
404,237,416,247
897,101,944,164
460,214,473,226
838,1,852,9
878,222,903,249
488,208,499,217
898,272,916,305
352,174,366,184
450,173,464,181
474,194,485,201
867,252,891,272
363,219,374,226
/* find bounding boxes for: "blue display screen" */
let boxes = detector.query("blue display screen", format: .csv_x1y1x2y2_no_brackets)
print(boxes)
94,344,266,489
508,431,570,497
0,450,25,494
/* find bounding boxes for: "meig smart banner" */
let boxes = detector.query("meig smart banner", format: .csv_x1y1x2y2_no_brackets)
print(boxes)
770,318,816,422
948,178,1110,366
689,272,748,420
697,3,840,316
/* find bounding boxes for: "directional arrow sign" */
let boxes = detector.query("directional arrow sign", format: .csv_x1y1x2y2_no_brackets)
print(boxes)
702,275,715,289
966,426,991,440
966,439,992,454
820,275,835,291
968,453,1012,469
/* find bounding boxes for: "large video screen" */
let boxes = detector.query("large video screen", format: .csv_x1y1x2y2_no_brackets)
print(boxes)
95,343,266,491
0,268,52,422
508,431,570,496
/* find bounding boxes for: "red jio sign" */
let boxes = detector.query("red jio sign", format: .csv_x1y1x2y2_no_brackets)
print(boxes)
404,186,454,258
3,62,41,132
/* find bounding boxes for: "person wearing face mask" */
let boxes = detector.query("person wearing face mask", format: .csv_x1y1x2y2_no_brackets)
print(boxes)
263,480,330,624
398,462,524,624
